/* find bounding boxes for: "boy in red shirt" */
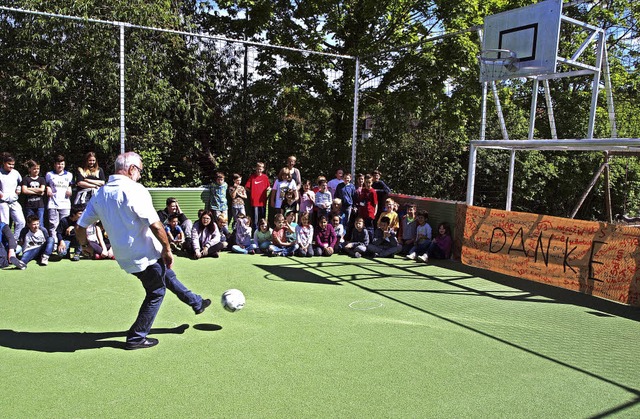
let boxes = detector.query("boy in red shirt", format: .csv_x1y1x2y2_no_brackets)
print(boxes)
244,162,270,230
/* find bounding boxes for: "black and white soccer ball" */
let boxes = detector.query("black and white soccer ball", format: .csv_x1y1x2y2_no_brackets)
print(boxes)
221,289,245,312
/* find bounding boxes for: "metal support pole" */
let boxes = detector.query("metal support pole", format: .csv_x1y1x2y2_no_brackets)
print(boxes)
602,44,617,138
569,160,608,218
528,79,539,140
480,82,488,141
466,144,478,205
350,57,360,178
119,23,126,154
587,30,604,139
491,81,509,140
603,152,612,222
506,150,516,211
543,80,558,140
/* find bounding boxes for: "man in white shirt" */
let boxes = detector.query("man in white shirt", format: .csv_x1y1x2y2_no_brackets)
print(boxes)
76,152,211,350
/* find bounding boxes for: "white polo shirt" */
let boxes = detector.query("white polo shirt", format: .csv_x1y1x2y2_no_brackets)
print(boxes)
78,174,162,274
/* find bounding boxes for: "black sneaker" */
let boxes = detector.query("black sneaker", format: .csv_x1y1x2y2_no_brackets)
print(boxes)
195,298,212,315
125,337,159,350
10,257,26,270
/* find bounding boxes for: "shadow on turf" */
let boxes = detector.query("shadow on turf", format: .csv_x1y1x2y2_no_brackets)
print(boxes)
0,324,190,352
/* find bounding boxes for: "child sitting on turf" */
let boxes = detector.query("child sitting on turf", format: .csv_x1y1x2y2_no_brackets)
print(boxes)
377,198,399,232
254,218,272,253
231,214,258,255
331,214,345,253
165,213,185,252
284,210,298,244
313,215,337,257
367,216,402,258
268,213,296,256
343,216,369,258
406,210,432,261
295,212,314,257
418,222,453,263
86,221,114,260
18,214,54,266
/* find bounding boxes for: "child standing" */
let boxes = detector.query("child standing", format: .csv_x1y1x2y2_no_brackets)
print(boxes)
367,216,402,258
314,177,332,222
407,210,432,260
299,179,316,220
313,215,337,257
209,172,228,220
232,214,258,254
336,172,356,232
228,173,247,228
419,222,453,263
253,218,272,253
0,153,26,241
19,214,54,266
281,190,299,223
20,159,46,228
244,162,270,230
398,203,418,255
46,154,74,243
295,212,314,257
344,217,370,258
356,174,378,237
270,167,297,215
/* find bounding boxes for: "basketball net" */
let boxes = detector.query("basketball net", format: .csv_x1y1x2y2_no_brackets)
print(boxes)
479,49,519,82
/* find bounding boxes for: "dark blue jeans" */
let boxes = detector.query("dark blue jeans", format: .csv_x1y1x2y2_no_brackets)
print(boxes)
20,237,54,265
128,261,204,344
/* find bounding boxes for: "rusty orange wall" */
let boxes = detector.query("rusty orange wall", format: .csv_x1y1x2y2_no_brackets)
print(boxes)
461,205,640,306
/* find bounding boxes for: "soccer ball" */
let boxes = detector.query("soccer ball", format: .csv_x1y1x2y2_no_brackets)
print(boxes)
221,289,245,312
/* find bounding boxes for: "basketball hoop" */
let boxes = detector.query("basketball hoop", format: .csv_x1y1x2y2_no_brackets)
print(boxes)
479,49,519,82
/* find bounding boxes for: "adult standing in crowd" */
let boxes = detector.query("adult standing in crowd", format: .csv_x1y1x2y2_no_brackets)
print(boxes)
76,152,211,350
74,152,106,205
0,153,26,241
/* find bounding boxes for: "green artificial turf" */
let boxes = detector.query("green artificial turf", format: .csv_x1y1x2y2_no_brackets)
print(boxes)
1,254,639,418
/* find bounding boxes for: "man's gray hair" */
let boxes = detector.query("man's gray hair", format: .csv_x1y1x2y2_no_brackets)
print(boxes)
114,152,142,173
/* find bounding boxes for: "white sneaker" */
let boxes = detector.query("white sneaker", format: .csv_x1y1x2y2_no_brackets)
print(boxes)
40,255,49,266
406,252,416,260
417,254,428,263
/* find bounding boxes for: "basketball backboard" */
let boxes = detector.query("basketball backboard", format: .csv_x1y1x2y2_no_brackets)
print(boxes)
480,0,562,82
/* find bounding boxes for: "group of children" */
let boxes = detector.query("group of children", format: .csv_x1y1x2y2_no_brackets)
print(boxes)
1,151,453,268
0,151,111,269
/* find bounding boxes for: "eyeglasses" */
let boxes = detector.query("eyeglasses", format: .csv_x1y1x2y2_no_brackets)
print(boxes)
132,164,144,174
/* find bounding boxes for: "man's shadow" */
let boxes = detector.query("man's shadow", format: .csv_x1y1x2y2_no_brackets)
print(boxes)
0,324,190,352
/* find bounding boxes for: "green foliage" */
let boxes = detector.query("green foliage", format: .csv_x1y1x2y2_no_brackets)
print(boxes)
0,0,639,220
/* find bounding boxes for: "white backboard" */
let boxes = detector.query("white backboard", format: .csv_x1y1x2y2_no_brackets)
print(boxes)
480,0,562,82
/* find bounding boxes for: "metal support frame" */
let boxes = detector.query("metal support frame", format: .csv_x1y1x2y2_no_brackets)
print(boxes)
468,10,618,215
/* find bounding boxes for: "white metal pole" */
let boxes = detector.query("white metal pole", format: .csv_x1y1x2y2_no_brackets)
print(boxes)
480,82,488,141
529,78,539,140
506,150,515,211
350,57,360,178
543,80,558,139
491,81,509,140
119,23,125,154
466,144,477,205
587,30,604,139
602,43,617,138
